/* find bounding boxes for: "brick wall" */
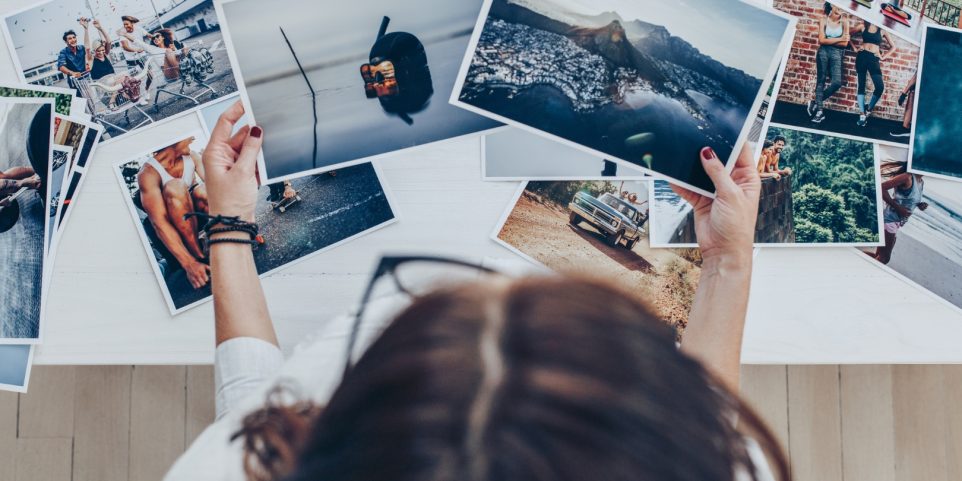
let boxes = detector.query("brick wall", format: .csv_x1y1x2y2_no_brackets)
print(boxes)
774,0,921,121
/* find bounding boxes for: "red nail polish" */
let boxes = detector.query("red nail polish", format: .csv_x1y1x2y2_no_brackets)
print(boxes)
251,126,263,138
701,147,715,161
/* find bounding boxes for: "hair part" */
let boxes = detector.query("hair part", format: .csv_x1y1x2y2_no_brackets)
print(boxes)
236,276,790,481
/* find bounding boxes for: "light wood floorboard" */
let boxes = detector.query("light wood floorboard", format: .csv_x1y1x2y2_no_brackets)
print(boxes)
3,364,962,480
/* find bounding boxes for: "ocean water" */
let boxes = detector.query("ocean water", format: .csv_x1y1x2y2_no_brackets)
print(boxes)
651,180,692,244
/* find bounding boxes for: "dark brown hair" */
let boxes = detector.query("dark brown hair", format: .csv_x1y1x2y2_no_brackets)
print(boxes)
235,276,789,481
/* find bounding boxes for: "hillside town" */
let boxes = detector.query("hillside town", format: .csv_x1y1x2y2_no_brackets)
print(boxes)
463,18,654,112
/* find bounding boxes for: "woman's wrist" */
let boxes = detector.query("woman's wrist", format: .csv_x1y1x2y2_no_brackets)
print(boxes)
701,249,753,277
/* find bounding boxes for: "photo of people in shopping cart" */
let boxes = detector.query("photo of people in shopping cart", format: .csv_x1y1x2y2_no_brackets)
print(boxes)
2,0,239,143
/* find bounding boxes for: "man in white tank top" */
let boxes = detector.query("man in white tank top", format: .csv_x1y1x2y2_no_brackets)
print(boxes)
136,136,211,290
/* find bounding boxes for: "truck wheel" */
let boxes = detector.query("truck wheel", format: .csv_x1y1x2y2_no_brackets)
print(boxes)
626,238,637,250
569,212,583,226
608,231,624,247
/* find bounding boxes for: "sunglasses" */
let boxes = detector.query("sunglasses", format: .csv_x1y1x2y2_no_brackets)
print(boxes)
342,256,500,377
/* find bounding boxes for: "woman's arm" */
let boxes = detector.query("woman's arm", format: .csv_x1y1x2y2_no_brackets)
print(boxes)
81,19,92,67
95,20,111,55
672,145,760,392
880,31,895,60
881,173,911,217
202,102,276,347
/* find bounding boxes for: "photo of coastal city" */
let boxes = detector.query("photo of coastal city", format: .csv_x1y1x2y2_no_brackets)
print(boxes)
454,0,793,195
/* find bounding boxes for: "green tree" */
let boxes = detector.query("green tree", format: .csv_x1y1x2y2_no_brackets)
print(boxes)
766,127,880,243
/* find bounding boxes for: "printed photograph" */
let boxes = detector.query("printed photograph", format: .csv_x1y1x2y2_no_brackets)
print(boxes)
861,145,962,311
771,0,921,145
115,134,397,313
493,180,702,331
0,83,79,116
909,25,962,181
217,0,501,182
483,128,647,180
3,0,240,142
453,0,794,196
0,98,53,342
828,0,962,45
0,345,33,392
652,126,883,246
53,115,86,165
56,123,103,232
47,145,72,250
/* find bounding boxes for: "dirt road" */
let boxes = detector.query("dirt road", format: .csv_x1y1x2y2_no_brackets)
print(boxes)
498,192,700,329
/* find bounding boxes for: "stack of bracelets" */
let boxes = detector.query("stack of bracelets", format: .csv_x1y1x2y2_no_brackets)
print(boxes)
185,213,261,255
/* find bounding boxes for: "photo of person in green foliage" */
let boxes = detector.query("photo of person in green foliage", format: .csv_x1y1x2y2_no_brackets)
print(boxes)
650,125,884,247
771,126,883,244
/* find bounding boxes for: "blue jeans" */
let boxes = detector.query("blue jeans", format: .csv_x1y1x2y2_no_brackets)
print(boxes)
815,47,844,109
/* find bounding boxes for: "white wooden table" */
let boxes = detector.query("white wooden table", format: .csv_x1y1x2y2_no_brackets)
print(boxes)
3,0,960,366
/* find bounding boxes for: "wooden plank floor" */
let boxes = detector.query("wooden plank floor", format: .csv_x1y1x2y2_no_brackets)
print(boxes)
2,365,961,480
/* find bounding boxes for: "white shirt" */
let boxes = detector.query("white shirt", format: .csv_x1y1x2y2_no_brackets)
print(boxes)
116,26,150,61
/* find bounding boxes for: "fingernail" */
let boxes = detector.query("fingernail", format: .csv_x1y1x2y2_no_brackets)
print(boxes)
701,147,716,161
251,126,263,139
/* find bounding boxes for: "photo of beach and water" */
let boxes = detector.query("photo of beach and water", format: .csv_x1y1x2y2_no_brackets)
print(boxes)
218,0,501,182
862,145,962,311
910,25,962,182
453,0,794,196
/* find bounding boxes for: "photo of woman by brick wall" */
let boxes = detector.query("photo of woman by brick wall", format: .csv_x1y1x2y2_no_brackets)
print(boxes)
770,0,921,146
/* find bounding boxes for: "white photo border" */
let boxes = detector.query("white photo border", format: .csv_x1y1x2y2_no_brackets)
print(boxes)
907,24,962,183
113,131,401,316
449,0,798,198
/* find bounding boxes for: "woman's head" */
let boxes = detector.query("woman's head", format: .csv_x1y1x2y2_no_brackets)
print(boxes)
93,40,107,59
152,33,165,47
823,2,840,20
238,276,787,481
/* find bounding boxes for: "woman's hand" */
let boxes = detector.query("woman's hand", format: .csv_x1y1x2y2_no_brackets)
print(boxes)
202,101,262,222
671,145,761,266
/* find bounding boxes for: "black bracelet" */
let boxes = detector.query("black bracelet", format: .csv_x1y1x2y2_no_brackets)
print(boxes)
207,225,258,238
185,212,259,237
207,237,260,250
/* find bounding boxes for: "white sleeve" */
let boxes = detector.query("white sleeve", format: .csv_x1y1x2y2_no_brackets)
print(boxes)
214,337,284,420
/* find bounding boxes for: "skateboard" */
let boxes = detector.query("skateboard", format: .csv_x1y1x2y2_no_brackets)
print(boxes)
271,193,302,213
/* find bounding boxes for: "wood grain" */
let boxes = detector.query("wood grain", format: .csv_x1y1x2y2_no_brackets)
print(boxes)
840,365,896,481
129,366,186,481
0,391,18,481
185,366,215,445
15,438,72,481
17,366,75,438
942,365,962,481
787,365,843,481
893,365,948,481
72,366,131,481
740,365,790,469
